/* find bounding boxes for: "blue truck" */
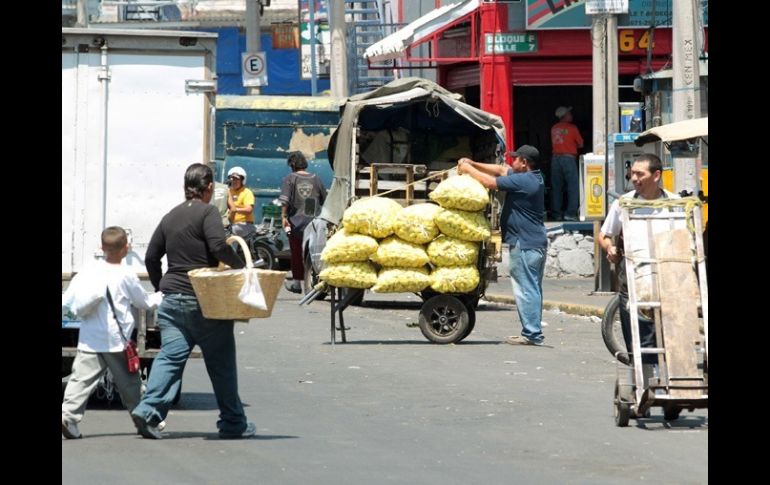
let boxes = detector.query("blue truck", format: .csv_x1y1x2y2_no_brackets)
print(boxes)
213,95,343,266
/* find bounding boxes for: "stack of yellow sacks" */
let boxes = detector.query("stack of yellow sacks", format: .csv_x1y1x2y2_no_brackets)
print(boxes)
318,174,491,294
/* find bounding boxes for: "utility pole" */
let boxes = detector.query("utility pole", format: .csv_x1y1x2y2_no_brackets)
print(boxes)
246,0,262,95
671,0,702,194
330,0,349,97
76,0,88,27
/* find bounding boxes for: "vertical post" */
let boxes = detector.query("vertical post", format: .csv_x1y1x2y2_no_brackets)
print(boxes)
672,0,702,194
76,0,88,27
330,0,349,97
591,15,607,155
479,2,513,162
309,0,318,96
246,0,262,95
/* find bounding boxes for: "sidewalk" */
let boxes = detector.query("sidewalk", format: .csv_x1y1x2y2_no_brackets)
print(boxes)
484,275,613,318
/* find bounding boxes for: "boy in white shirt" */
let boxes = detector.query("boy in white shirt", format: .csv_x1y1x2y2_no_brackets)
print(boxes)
61,226,161,439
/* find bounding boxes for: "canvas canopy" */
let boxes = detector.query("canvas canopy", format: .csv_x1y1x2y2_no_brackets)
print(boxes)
318,77,506,226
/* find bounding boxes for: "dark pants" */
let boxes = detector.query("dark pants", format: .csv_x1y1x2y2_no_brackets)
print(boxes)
288,229,304,280
618,292,658,365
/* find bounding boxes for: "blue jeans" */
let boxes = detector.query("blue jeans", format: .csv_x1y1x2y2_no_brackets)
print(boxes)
131,294,248,435
550,155,579,219
509,243,546,343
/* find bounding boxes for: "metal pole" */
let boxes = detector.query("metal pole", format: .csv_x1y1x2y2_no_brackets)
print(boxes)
309,0,318,96
246,0,262,95
591,15,607,155
330,0,349,97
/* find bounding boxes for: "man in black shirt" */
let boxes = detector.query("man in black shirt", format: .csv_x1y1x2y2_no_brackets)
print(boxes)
132,163,257,439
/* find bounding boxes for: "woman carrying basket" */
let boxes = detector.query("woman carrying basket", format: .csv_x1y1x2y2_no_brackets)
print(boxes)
131,163,256,440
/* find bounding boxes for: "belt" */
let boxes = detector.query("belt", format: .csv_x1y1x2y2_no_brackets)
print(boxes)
553,153,577,157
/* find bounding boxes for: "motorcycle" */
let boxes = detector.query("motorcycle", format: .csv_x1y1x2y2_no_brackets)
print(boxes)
224,221,282,270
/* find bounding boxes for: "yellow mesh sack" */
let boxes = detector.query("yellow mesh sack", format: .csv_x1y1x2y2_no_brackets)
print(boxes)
320,228,379,263
434,208,491,242
427,235,480,267
371,266,432,293
392,203,442,245
430,265,480,293
319,261,378,289
370,235,430,268
342,197,403,238
428,174,489,211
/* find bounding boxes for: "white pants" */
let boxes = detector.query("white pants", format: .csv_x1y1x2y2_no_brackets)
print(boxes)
62,350,142,424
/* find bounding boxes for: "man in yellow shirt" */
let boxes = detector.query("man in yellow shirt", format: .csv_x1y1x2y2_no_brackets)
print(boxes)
227,166,256,237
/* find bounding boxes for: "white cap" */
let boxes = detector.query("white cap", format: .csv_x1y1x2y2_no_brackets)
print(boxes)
227,166,247,183
555,106,572,119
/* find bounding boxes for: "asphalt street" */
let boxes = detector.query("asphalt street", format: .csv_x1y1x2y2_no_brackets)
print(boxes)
62,289,707,484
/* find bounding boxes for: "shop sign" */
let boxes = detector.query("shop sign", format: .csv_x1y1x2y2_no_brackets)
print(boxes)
526,0,708,29
484,32,537,54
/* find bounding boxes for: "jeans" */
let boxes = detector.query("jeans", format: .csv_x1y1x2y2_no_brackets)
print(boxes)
618,293,658,365
509,243,546,343
550,155,579,219
131,294,248,435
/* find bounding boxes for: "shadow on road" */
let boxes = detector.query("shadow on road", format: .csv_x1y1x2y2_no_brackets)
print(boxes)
322,339,503,346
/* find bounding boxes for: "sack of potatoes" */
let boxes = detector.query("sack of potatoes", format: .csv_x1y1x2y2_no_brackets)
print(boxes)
371,266,432,293
342,197,403,238
392,203,442,245
319,261,378,289
430,265,480,293
434,207,491,242
428,174,489,211
370,235,430,268
427,235,480,267
320,227,379,263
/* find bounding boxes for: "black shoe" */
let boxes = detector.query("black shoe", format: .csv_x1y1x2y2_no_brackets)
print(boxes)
284,280,302,294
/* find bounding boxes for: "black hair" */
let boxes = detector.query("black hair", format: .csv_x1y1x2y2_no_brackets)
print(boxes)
287,151,308,171
635,153,663,174
184,163,213,200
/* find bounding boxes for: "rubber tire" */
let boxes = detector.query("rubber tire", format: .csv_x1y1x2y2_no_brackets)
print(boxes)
663,403,681,421
251,241,276,270
418,295,470,344
455,302,477,342
303,254,326,301
602,294,632,365
614,382,631,427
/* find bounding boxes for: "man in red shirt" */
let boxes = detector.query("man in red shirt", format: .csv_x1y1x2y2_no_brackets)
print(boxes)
550,106,584,221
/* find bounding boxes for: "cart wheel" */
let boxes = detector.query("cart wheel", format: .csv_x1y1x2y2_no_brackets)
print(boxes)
663,403,681,421
614,381,631,427
455,302,477,342
602,294,631,365
418,295,470,344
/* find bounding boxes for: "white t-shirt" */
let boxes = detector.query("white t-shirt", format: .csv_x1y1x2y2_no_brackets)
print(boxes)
62,260,160,352
600,188,680,237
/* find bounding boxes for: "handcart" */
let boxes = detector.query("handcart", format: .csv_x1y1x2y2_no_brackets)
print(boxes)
612,197,708,426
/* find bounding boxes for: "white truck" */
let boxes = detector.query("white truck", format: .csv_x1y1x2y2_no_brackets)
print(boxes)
62,28,218,403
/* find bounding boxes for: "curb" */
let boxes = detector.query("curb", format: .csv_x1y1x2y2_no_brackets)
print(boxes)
483,292,606,318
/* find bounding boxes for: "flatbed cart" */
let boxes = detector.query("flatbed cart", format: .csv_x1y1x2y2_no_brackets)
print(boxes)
612,197,708,426
308,238,498,346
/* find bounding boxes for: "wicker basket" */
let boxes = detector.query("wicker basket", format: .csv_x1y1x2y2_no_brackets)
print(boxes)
188,236,287,320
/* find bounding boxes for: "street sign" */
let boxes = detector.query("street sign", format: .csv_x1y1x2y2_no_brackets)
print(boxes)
484,33,537,54
242,52,267,87
586,0,629,15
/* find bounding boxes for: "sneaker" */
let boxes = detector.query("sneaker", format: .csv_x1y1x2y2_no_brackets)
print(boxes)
219,422,257,440
284,280,302,294
157,420,167,432
61,419,82,439
504,335,545,346
132,414,163,440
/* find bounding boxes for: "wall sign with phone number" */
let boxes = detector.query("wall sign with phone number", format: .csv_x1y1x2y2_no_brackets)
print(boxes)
618,29,655,53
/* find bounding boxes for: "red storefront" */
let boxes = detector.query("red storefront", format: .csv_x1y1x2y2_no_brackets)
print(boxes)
368,0,708,165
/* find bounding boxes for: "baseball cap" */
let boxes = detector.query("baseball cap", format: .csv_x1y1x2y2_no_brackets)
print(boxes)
555,106,572,119
509,145,540,164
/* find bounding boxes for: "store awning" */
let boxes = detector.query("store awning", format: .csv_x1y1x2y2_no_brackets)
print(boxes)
363,0,480,62
634,117,708,146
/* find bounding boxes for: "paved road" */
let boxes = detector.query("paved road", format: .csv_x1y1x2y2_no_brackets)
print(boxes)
63,290,707,484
